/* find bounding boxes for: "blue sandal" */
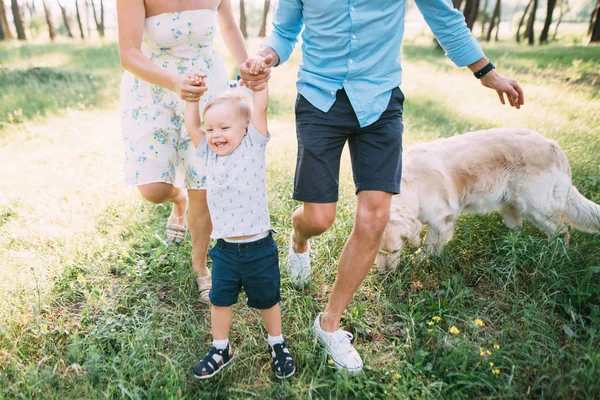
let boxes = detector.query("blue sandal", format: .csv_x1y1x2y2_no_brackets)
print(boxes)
193,345,233,380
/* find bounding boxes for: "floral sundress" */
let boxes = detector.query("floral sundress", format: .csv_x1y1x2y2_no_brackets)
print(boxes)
120,9,229,189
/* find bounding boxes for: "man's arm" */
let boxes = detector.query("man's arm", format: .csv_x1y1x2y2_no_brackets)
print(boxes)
467,57,524,109
240,0,303,91
414,0,524,109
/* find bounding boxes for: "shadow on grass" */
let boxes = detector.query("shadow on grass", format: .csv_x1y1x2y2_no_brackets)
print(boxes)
403,44,600,89
0,67,110,131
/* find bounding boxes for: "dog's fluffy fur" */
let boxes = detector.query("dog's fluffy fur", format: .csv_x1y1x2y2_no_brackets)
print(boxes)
377,128,600,271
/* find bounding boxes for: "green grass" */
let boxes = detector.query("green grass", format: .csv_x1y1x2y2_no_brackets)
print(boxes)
0,38,599,399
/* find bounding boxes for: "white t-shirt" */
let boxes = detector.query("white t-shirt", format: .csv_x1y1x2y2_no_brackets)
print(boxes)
196,123,272,239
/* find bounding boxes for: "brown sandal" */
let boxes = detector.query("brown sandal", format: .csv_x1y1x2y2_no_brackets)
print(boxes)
166,208,187,245
197,274,212,303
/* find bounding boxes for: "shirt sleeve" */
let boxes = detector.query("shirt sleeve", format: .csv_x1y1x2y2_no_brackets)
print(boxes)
261,0,304,66
196,136,210,166
247,123,270,147
414,0,485,67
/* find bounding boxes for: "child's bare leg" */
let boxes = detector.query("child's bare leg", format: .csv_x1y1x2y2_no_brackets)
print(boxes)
211,305,233,340
260,303,282,336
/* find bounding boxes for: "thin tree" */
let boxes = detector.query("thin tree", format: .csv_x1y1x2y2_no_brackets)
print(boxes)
57,0,74,38
239,0,247,39
517,0,533,42
486,0,501,41
85,0,91,37
524,0,538,45
258,0,270,37
75,0,84,38
91,0,104,38
0,0,14,40
480,0,490,37
590,0,600,42
11,0,27,40
552,0,566,40
539,0,557,43
41,0,56,41
463,0,481,30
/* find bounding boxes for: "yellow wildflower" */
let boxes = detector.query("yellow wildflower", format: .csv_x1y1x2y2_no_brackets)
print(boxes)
393,373,401,380
492,368,500,376
486,349,492,355
479,347,486,357
489,362,494,367
449,326,460,334
427,329,433,333
474,318,485,327
328,359,334,365
432,316,442,323
494,344,500,350
428,321,434,326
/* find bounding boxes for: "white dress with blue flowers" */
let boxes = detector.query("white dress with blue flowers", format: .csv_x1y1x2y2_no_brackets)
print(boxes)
120,9,229,189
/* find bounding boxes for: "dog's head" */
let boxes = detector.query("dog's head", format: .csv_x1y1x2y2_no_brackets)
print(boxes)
376,216,423,272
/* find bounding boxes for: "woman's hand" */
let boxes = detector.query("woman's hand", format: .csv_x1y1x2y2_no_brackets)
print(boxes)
173,72,208,102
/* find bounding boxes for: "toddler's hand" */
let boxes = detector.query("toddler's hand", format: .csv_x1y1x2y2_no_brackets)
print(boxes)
245,56,269,76
190,72,206,87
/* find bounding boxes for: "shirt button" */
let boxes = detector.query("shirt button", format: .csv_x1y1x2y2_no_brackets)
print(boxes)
350,6,355,11
349,59,353,64
331,90,335,96
344,79,348,83
352,34,356,39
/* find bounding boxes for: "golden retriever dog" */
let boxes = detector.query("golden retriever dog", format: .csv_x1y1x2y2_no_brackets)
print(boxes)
377,128,600,271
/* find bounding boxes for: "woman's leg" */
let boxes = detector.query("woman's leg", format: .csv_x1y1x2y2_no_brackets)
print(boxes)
138,182,187,221
188,189,212,278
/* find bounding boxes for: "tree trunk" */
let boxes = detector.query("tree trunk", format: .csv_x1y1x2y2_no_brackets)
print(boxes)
590,0,600,42
494,0,501,41
11,0,27,40
0,0,14,40
258,0,270,37
91,0,104,38
453,0,464,10
85,0,91,37
463,0,481,30
480,0,489,37
75,0,84,39
516,0,531,42
486,0,501,41
239,0,247,39
552,0,564,40
41,0,56,41
524,0,538,45
539,0,557,43
57,0,74,38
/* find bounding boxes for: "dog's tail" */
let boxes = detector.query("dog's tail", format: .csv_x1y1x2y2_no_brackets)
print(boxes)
563,186,600,233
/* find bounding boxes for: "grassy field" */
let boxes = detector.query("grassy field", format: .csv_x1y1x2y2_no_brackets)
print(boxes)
0,36,599,399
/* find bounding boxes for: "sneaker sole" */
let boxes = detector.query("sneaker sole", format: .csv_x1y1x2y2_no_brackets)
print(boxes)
193,356,234,380
274,365,296,380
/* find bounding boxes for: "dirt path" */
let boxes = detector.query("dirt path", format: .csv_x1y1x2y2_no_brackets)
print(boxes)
0,107,138,299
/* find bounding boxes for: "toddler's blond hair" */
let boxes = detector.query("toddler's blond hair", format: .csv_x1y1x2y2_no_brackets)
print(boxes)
202,90,252,122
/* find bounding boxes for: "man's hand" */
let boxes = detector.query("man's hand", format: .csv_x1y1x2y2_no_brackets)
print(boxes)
240,51,277,92
480,71,525,109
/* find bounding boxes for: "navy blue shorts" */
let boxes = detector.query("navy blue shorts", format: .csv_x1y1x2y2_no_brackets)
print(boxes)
293,88,404,203
208,233,281,310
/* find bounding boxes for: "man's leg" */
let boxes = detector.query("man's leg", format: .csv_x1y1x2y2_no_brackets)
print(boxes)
291,202,337,253
320,190,392,332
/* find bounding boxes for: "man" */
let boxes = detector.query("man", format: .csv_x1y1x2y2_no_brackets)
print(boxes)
240,0,524,375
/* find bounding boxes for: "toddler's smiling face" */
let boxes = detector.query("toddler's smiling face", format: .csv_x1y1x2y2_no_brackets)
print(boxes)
203,102,248,156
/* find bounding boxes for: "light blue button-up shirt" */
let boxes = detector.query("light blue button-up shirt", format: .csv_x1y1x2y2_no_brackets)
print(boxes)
263,0,484,127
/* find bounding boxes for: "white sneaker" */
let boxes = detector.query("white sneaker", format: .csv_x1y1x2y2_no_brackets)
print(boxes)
286,231,311,288
312,313,363,375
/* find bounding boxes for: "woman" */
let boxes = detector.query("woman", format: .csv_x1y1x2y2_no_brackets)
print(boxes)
117,0,248,301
